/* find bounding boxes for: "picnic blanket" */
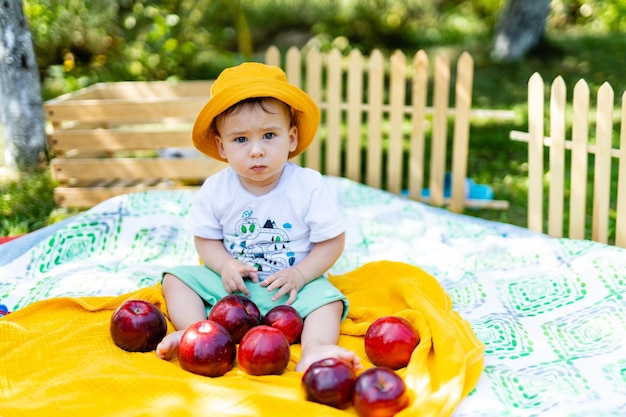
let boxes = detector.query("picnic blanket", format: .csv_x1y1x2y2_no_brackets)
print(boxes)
0,261,483,416
2,176,626,416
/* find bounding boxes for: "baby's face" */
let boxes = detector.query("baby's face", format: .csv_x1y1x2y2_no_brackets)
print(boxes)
216,99,298,194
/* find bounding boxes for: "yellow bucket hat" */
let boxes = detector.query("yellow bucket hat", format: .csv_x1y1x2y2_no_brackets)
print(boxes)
192,62,320,162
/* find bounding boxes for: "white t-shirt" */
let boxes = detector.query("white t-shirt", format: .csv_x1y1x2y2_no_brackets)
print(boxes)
188,162,345,280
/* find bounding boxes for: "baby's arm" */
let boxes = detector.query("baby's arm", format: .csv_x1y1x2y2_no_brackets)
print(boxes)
194,236,259,296
261,232,345,304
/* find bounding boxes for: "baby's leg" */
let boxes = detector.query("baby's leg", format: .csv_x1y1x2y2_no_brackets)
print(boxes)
156,273,207,360
296,300,362,372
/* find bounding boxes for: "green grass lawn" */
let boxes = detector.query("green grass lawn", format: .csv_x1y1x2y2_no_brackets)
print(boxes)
2,31,625,239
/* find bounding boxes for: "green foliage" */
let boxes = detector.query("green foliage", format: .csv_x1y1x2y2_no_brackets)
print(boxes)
25,0,511,98
550,0,626,31
25,0,626,99
27,0,244,98
26,0,119,98
113,0,247,80
0,170,58,236
26,0,118,63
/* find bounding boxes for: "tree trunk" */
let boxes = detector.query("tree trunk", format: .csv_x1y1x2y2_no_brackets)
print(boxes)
490,0,551,62
0,0,47,170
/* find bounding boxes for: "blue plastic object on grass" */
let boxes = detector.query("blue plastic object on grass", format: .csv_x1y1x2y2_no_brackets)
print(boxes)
406,172,494,201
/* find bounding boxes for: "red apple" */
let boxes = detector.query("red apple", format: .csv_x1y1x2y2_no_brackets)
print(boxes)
110,299,167,352
178,320,236,377
364,316,420,369
261,304,304,344
302,357,357,409
208,294,262,343
237,325,290,376
353,367,410,417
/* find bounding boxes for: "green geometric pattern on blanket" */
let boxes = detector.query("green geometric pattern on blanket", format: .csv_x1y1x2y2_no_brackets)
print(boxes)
484,362,597,412
36,215,121,273
125,190,193,216
556,237,599,257
499,272,587,316
471,314,533,360
602,358,626,393
1,191,197,312
131,226,181,262
469,245,545,272
443,273,486,311
595,258,626,295
542,296,626,360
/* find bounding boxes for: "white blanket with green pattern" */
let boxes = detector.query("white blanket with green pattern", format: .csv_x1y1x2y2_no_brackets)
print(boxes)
1,176,625,416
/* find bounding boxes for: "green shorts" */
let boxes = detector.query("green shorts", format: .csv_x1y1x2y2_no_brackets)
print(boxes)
163,265,349,321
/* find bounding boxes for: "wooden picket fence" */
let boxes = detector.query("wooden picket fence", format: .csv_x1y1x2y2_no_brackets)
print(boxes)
265,46,508,212
46,45,509,210
510,73,626,247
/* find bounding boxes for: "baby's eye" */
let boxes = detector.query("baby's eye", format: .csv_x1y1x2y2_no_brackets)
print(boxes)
263,132,275,140
234,136,247,143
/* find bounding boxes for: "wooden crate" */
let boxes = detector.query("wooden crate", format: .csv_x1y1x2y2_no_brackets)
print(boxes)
46,80,227,207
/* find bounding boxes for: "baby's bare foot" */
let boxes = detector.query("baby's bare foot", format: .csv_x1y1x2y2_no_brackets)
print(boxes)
296,344,362,372
155,329,184,360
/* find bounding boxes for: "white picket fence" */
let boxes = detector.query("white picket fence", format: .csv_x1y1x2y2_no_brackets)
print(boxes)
266,46,509,212
511,73,626,247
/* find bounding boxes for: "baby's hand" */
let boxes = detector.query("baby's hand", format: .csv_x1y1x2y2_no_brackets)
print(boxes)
261,267,306,305
221,260,258,296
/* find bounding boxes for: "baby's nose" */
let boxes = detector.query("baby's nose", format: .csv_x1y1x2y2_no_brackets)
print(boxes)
250,141,265,157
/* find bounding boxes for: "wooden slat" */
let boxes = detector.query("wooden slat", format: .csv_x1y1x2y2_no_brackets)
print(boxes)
387,50,406,195
548,76,566,238
265,46,280,67
346,49,363,183
86,80,214,99
527,73,545,233
49,130,193,153
616,91,626,248
325,48,343,177
44,83,107,103
45,97,208,123
45,81,214,120
449,52,473,213
510,131,622,158
568,80,589,240
429,53,450,207
284,46,304,166
407,50,428,201
51,158,226,181
366,50,384,189
592,82,614,244
304,48,323,171
285,46,301,87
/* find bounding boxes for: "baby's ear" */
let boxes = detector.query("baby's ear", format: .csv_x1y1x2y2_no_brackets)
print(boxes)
216,136,228,159
289,126,298,152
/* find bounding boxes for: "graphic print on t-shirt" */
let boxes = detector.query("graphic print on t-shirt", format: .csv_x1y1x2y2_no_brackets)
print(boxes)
228,207,296,277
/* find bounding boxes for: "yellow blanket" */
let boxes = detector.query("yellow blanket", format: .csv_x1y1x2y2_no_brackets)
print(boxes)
0,261,484,416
